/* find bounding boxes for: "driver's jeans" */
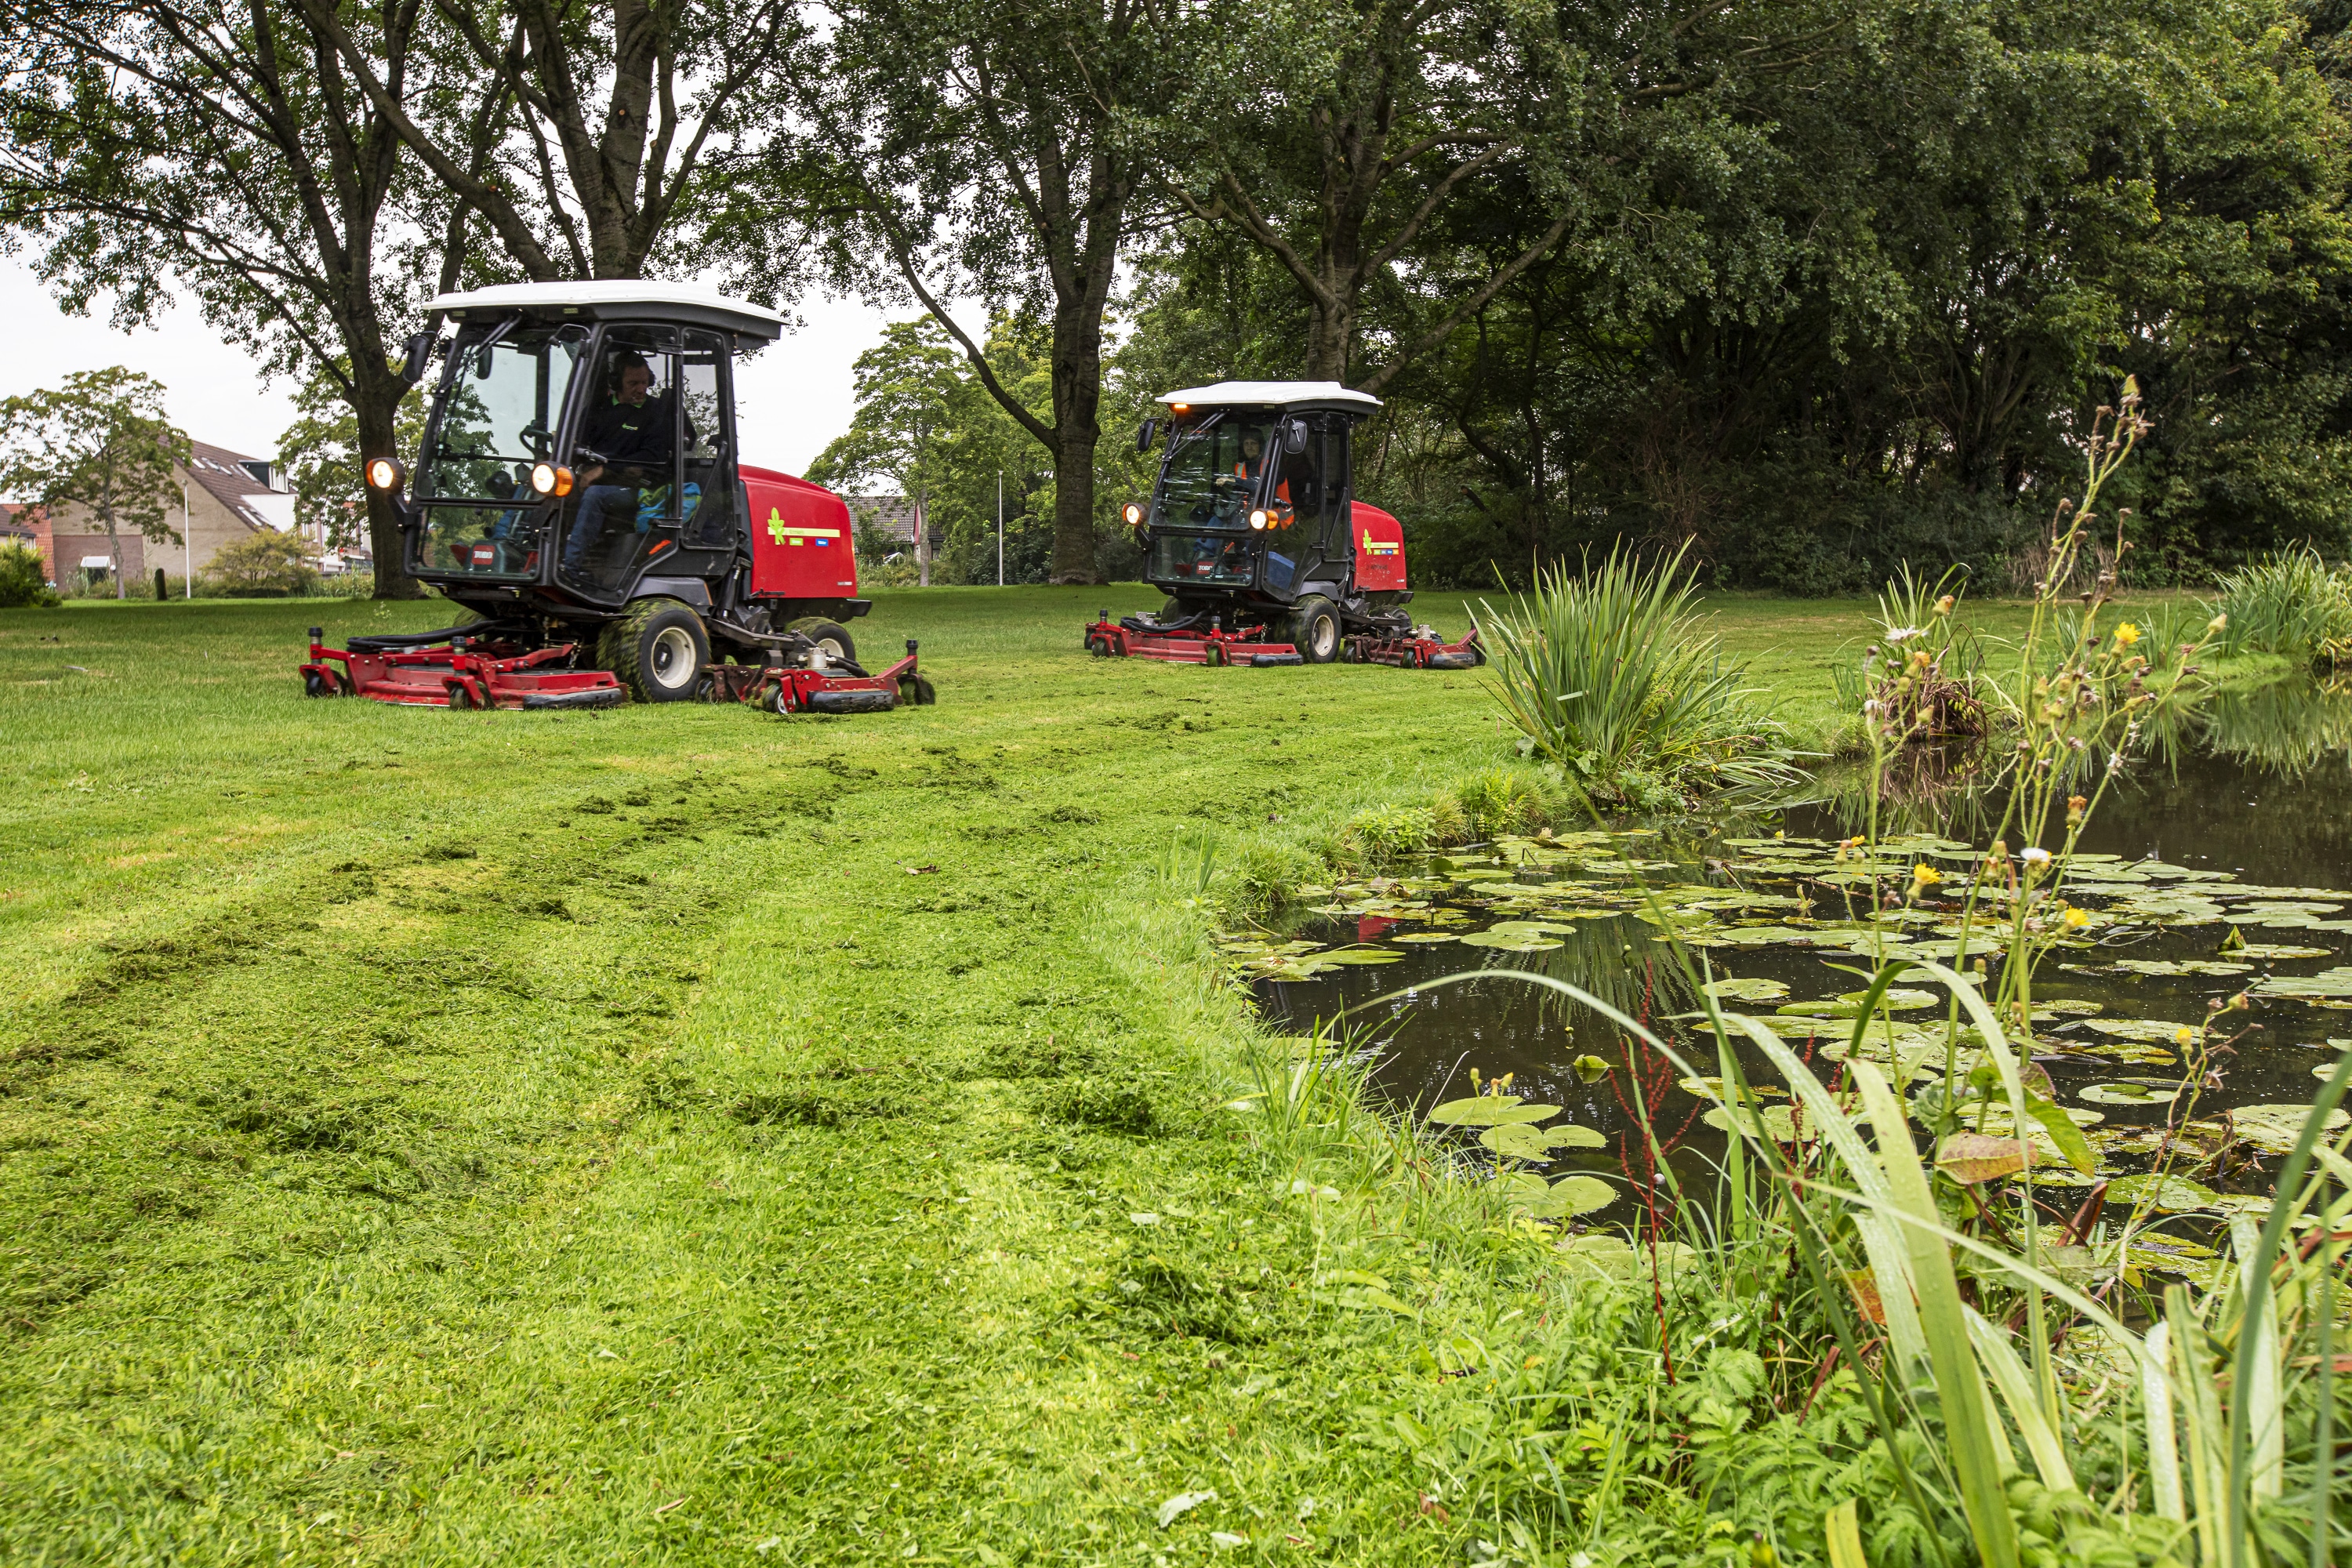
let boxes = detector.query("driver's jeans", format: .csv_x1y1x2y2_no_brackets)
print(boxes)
560,485,639,576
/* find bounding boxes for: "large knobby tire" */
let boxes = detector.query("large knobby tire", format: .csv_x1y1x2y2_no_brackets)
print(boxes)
1289,595,1341,663
788,617,857,667
600,597,710,703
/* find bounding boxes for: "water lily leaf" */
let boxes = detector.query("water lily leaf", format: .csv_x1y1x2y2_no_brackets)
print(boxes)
1391,931,1461,943
1316,946,1403,965
2231,943,2333,960
2230,1102,2350,1156
1704,1102,1802,1142
1777,988,1937,1018
1937,1132,2034,1184
1427,1096,1558,1127
2077,1080,2182,1107
2082,1018,2196,1044
2105,958,2254,977
1572,1054,1610,1081
1516,1174,1618,1218
1458,931,1564,953
2106,1173,2227,1214
1555,1232,1698,1282
1486,919,1581,936
1701,976,1790,1002
2254,966,2352,998
1479,1121,1602,1160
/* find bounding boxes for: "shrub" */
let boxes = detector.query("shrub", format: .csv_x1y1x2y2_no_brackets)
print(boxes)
0,540,58,608
1223,841,1323,917
1445,767,1559,842
1475,543,1804,804
1337,804,1434,871
201,530,320,597
2211,546,2352,665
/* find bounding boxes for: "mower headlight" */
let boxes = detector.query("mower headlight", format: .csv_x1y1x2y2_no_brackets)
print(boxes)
1248,509,1269,530
530,463,575,498
365,456,406,493
1122,502,1142,526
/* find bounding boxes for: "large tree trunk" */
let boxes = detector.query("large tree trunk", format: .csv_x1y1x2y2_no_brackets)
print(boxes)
1047,235,1115,584
351,358,423,601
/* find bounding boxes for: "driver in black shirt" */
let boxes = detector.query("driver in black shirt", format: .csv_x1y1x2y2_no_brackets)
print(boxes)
562,351,695,579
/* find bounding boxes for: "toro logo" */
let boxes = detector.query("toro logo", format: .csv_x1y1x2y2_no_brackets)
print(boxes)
765,508,838,548
1361,528,1399,556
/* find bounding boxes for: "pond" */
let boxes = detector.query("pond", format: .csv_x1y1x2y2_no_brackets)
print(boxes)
1243,691,2352,1236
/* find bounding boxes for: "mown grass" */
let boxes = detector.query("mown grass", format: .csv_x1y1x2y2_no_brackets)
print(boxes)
0,582,2241,1565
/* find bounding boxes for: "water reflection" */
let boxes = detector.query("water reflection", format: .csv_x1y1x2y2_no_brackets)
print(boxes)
1252,687,2352,1225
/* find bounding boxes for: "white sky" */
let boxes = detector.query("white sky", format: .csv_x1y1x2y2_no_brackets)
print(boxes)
0,260,904,476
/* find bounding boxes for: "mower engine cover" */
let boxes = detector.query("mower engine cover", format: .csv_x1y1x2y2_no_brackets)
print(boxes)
745,465,858,601
1352,503,1408,593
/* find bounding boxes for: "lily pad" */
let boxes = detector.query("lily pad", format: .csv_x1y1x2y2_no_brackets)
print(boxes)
2103,958,2254,977
2082,1018,2197,1044
2254,966,2352,999
1703,1102,1803,1142
1458,931,1564,953
2106,1172,2229,1214
2231,944,2334,960
2076,1080,2183,1107
1937,1132,2034,1184
1554,1232,1698,1282
1701,976,1791,1003
1777,988,1938,1018
1479,1121,1608,1160
2229,1102,2350,1156
1515,1174,1618,1218
1316,946,1403,966
1391,931,1461,943
1427,1095,1559,1128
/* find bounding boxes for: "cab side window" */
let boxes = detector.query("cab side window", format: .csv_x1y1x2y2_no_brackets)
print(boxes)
579,326,684,520
681,331,736,547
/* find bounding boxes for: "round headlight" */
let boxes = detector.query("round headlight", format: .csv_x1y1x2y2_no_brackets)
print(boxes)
1123,502,1142,526
365,456,405,492
531,463,575,497
1248,509,1269,530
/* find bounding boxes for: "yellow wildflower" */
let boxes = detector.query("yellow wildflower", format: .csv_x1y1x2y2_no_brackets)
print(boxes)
1908,863,1944,897
1933,593,1955,616
2112,622,2141,648
2061,906,2091,928
2174,1026,2194,1047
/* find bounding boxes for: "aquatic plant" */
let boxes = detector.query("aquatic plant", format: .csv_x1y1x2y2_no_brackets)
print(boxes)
1834,565,1990,742
2212,547,2352,667
1474,544,1806,805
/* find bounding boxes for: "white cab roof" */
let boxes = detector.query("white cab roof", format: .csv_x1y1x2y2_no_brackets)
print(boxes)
425,281,786,339
1159,379,1381,412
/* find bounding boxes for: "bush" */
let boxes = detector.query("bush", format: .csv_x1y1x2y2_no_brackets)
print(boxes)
0,540,58,608
1443,767,1560,842
1475,543,1804,804
1337,804,1435,871
1222,840,1323,917
2212,546,2352,665
201,530,320,597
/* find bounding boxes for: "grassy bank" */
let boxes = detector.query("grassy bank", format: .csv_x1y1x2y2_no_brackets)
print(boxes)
2,583,2307,1566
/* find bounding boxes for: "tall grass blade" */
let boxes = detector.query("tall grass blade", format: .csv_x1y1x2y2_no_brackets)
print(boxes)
1849,1060,2024,1566
1965,1305,2075,1491
1825,1500,1869,1568
2142,1320,2185,1523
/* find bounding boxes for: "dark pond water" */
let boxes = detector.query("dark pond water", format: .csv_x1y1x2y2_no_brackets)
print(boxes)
1246,686,2352,1240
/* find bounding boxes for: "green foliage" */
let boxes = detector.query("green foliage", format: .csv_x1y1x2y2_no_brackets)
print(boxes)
200,530,319,597
1441,766,1561,842
2212,546,2352,665
1476,545,1803,803
0,539,56,608
807,318,1058,585
1338,804,1436,870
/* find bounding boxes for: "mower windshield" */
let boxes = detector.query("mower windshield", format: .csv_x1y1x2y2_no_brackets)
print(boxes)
1152,416,1276,530
419,323,586,502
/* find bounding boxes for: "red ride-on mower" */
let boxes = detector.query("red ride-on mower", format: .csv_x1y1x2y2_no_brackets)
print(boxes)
297,281,935,713
1084,381,1481,670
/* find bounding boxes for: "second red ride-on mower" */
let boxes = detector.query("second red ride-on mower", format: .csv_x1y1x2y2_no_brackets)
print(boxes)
299,281,934,715
1083,382,1479,669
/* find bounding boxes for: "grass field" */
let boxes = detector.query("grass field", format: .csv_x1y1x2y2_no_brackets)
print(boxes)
0,584,1986,1563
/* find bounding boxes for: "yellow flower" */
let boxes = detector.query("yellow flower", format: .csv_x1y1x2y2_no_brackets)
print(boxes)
1933,593,1955,616
1909,863,1943,892
2112,622,2142,648
2174,1026,2194,1047
2061,906,2091,928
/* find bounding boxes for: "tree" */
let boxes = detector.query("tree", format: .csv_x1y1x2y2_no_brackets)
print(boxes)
771,0,1169,583
807,315,1058,585
0,0,500,601
201,527,320,595
0,368,188,600
303,0,804,281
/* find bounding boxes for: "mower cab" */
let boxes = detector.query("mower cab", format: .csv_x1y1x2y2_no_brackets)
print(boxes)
1084,381,1479,669
300,281,933,713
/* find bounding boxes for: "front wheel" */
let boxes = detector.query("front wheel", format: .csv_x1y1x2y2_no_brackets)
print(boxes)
600,598,710,703
1289,595,1341,663
898,673,937,706
303,670,332,699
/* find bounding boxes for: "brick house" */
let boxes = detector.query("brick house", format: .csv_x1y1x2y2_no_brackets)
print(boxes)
34,441,298,588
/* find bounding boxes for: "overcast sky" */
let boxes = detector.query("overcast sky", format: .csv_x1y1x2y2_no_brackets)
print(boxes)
0,260,903,476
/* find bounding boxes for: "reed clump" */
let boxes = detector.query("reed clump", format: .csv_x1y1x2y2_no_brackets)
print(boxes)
2212,546,2352,668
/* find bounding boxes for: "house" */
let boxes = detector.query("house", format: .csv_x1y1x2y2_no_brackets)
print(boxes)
33,441,302,586
842,495,938,557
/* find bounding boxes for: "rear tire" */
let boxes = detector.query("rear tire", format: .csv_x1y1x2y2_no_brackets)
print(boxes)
788,617,857,667
1289,595,1341,663
600,597,710,703
899,673,937,706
